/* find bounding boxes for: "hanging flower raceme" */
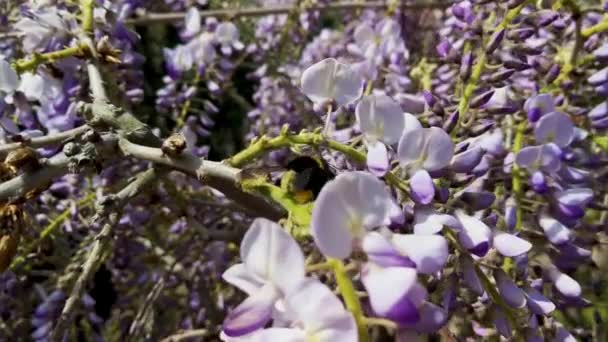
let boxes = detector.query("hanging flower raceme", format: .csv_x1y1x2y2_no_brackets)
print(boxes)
397,127,454,204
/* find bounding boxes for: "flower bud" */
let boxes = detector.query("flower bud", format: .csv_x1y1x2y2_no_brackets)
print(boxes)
470,89,495,108
443,110,459,133
507,0,526,9
487,68,515,83
507,27,535,41
459,51,473,81
485,29,504,54
502,56,531,70
544,64,560,84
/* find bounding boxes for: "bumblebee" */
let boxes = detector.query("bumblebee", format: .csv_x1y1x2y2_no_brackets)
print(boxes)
284,155,335,204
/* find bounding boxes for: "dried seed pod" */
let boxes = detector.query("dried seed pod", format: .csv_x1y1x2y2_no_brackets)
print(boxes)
161,133,188,156
0,204,25,271
4,147,40,173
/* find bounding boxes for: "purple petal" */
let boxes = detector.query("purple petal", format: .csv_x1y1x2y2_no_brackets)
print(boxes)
362,232,416,268
547,267,581,298
493,233,532,257
362,265,422,325
391,234,449,274
525,287,555,315
495,270,526,308
455,211,492,257
240,218,305,291
413,206,461,235
222,284,279,337
312,172,400,259
555,188,594,207
493,307,512,338
367,141,390,177
402,302,448,333
539,213,571,245
524,94,555,122
588,66,608,85
356,94,405,144
450,147,484,173
534,112,574,147
555,326,576,342
460,256,484,296
410,170,435,205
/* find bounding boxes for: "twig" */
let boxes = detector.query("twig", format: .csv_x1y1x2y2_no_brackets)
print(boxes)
0,125,91,157
87,63,108,102
126,1,450,25
582,14,608,38
50,168,158,341
118,138,285,220
12,43,89,73
0,154,69,201
160,329,208,342
0,134,118,203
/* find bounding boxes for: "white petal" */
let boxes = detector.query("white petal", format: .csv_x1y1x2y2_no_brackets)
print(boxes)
222,263,266,296
285,279,350,333
216,22,239,44
398,127,426,168
183,7,201,37
423,127,454,171
391,234,449,274
356,94,405,144
539,213,571,245
493,233,532,257
332,62,363,106
366,141,390,177
362,265,420,315
0,59,19,93
403,113,422,134
240,218,305,291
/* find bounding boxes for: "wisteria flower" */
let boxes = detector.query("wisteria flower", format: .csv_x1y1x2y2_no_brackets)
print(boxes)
0,58,18,94
222,218,305,337
311,171,401,259
355,94,405,176
181,7,201,39
222,279,356,342
455,211,531,257
534,111,574,147
300,58,363,108
216,22,244,54
398,127,454,204
515,143,561,173
353,18,402,63
524,94,555,122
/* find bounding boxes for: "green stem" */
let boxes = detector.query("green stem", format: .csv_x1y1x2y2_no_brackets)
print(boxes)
81,0,96,34
582,14,608,38
328,258,369,342
511,121,526,231
13,44,89,73
229,131,408,193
